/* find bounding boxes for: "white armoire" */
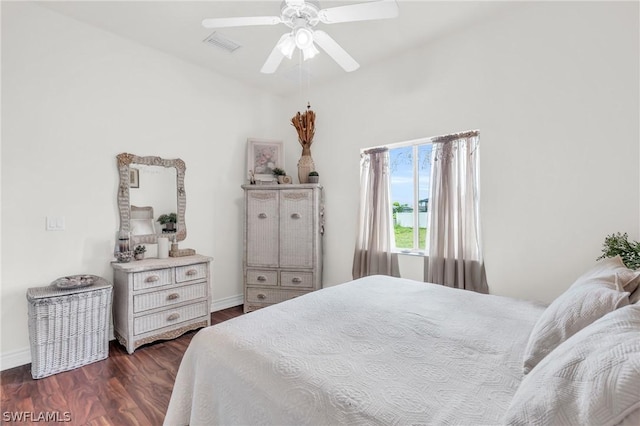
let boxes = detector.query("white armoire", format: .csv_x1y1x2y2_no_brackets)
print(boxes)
242,184,323,313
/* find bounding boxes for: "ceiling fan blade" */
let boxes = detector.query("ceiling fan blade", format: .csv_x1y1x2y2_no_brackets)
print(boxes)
318,0,398,24
202,16,281,29
260,34,291,74
312,30,359,72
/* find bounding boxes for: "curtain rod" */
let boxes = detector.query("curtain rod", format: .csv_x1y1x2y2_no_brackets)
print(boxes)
362,147,388,155
430,130,479,144
361,129,479,154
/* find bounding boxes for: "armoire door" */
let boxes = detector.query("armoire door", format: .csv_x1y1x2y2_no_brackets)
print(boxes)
279,189,313,268
246,190,279,267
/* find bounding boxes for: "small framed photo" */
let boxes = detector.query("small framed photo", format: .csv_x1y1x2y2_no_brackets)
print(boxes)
247,138,284,182
130,168,140,188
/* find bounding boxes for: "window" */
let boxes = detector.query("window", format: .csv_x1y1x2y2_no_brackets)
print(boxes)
389,139,433,254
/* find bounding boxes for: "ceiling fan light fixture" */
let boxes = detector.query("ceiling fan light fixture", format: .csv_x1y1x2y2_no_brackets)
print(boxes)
277,35,296,59
294,27,314,50
303,44,319,61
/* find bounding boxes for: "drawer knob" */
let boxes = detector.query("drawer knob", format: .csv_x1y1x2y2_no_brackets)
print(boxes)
258,213,267,219
167,313,180,321
145,275,160,283
167,293,180,300
257,293,266,300
291,277,302,283
291,213,301,219
257,275,267,282
186,269,198,276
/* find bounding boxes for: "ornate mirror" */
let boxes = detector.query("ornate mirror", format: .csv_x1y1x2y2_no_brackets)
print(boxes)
116,153,186,245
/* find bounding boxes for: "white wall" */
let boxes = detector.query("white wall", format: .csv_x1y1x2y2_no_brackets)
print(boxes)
0,2,285,366
282,1,639,301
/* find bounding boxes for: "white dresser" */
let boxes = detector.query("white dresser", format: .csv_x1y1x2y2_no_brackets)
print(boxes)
242,184,323,313
111,254,212,354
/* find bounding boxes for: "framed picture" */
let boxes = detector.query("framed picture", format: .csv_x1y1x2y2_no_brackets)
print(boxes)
247,138,284,182
130,168,139,188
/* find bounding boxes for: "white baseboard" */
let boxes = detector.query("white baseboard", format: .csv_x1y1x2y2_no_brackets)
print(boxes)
211,294,243,312
1,295,244,372
0,347,31,372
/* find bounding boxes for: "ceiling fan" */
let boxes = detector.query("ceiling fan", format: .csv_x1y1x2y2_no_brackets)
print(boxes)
202,0,399,74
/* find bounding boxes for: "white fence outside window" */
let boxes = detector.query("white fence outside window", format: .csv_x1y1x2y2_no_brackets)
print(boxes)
395,212,428,228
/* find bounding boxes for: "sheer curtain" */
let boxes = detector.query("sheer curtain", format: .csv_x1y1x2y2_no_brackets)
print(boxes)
352,148,399,279
426,131,488,293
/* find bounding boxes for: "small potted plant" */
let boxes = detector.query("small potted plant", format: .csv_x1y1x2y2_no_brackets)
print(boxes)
272,167,287,184
308,171,319,184
157,213,177,232
134,245,146,261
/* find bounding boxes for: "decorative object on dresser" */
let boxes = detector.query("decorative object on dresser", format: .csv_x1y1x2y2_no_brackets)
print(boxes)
111,255,212,354
115,230,132,263
246,138,284,183
272,167,290,184
27,276,113,379
242,183,323,313
171,248,197,257
291,103,316,184
308,170,319,183
134,245,146,260
157,236,170,259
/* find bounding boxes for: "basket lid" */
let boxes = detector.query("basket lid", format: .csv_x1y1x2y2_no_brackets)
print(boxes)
27,275,112,300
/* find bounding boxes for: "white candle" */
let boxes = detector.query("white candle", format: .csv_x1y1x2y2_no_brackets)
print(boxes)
158,237,169,259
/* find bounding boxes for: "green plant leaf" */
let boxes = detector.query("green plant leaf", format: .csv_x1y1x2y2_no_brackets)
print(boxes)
597,232,640,270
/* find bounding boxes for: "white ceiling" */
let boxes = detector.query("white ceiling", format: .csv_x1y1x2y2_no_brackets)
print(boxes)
37,1,515,97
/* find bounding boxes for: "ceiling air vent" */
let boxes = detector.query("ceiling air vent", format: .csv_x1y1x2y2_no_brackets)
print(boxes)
203,32,241,53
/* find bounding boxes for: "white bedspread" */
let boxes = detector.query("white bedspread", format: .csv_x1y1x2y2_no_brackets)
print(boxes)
164,275,545,426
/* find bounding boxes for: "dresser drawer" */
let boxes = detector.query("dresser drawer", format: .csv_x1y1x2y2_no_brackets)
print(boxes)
133,269,172,291
175,263,208,283
133,301,208,335
133,282,207,313
246,269,278,286
280,271,313,289
246,287,308,304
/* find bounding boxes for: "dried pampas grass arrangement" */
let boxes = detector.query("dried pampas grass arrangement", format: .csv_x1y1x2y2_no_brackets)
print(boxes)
291,103,317,183
291,103,316,155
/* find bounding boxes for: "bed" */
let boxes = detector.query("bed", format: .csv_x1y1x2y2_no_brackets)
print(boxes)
164,259,640,426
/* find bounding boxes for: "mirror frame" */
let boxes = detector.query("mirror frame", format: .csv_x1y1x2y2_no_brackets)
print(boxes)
116,153,187,245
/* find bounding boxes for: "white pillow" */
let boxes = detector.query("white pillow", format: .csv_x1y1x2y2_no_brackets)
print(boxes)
522,257,634,374
591,256,640,294
505,304,640,426
571,256,640,293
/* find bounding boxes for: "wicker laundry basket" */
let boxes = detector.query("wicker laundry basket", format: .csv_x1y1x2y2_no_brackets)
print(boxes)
26,276,113,379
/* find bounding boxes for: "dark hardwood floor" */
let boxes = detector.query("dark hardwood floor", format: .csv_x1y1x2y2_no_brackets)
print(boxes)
0,305,244,425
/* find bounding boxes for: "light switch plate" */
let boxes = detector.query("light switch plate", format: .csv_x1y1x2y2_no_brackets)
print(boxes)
46,216,65,231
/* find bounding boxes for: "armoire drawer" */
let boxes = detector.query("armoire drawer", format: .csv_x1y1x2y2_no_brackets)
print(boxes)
133,301,208,335
246,287,308,304
280,271,313,289
133,282,207,313
246,269,278,286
